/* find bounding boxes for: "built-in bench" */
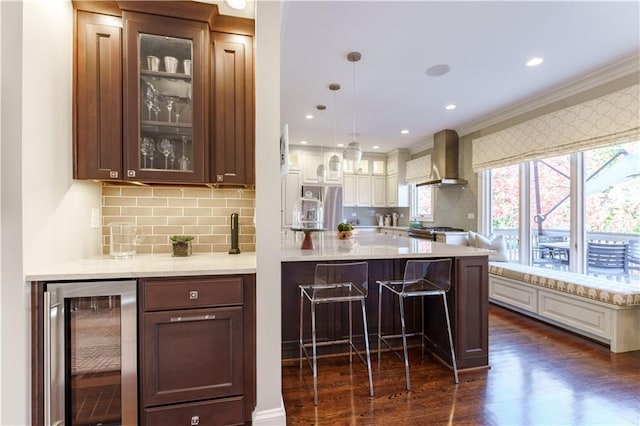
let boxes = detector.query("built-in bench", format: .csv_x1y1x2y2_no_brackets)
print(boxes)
488,262,640,352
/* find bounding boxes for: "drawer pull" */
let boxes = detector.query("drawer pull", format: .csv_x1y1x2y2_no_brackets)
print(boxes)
189,290,198,300
191,415,200,425
170,314,216,322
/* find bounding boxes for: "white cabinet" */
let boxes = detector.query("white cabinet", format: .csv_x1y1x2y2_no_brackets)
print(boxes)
386,149,410,207
343,174,371,207
301,151,322,184
281,171,301,227
372,175,386,207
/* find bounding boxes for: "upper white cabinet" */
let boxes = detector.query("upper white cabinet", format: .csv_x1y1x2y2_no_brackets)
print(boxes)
386,149,410,207
301,151,322,184
343,174,373,207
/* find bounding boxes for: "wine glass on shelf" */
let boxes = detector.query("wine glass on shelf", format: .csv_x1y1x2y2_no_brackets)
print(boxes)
173,99,185,123
140,137,155,169
178,136,191,171
142,81,158,121
159,138,175,169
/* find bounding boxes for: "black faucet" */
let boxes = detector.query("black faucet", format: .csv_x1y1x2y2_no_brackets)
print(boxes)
229,213,241,254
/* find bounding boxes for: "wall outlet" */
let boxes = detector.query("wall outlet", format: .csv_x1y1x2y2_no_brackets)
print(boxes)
91,208,101,228
467,213,475,219
400,213,404,218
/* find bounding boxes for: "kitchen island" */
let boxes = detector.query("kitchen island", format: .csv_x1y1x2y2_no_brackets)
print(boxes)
281,231,491,370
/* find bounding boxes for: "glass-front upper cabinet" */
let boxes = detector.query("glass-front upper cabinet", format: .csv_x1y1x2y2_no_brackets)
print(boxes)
123,12,208,183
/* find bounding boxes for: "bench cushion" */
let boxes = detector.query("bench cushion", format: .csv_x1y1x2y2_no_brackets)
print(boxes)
488,262,640,307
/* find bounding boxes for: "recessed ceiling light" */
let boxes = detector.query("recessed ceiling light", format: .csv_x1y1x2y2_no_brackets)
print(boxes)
300,140,308,145
225,0,247,10
372,145,380,150
425,64,451,77
445,104,457,110
305,114,314,119
400,129,410,134
526,57,544,67
337,143,344,148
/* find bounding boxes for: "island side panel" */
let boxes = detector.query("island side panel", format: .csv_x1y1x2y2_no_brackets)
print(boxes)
454,256,489,369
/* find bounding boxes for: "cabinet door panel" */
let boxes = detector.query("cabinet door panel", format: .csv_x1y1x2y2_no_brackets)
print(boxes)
212,32,254,185
142,307,243,406
123,11,208,183
143,396,244,426
75,11,122,180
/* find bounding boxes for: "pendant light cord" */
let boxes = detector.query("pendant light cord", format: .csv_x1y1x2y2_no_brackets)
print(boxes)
352,59,356,141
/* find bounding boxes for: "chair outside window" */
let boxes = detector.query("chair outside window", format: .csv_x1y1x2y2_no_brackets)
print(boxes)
299,261,374,405
377,259,458,391
587,241,629,281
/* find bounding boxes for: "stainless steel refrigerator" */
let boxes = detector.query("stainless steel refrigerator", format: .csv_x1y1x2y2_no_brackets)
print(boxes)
301,185,343,231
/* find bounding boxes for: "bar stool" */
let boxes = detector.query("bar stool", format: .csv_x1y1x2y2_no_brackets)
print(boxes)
299,261,374,405
377,258,458,390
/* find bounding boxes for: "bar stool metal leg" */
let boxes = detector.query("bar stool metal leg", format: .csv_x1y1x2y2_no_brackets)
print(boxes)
361,298,374,397
377,283,383,360
399,295,411,391
311,301,319,405
349,299,353,363
299,287,304,369
442,293,459,384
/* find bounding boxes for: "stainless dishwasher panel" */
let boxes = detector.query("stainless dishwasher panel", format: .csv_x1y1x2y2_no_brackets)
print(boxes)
44,280,137,426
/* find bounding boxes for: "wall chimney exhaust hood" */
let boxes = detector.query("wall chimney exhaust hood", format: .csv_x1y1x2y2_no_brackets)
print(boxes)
418,129,468,187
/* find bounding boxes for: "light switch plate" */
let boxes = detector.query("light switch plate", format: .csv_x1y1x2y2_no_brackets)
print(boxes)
467,213,475,219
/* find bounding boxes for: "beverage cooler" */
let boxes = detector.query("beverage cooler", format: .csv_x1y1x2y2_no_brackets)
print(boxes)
44,281,137,425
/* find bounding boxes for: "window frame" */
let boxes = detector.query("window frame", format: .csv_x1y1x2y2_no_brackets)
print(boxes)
410,183,434,223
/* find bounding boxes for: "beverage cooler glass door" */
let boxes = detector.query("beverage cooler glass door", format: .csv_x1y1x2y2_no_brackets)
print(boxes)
44,280,137,426
139,33,193,173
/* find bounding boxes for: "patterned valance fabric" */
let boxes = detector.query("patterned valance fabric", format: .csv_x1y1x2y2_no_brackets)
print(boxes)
472,84,640,172
405,155,431,184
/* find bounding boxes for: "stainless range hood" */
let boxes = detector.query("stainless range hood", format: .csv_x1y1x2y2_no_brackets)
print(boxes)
418,129,468,187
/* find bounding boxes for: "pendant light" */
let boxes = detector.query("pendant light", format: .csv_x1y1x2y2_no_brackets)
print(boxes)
344,51,362,172
328,83,342,180
315,104,327,183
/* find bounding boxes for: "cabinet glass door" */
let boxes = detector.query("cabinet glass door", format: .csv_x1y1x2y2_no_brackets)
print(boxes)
139,33,193,173
123,12,207,183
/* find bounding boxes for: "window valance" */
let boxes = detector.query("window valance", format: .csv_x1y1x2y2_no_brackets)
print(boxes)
405,155,431,184
472,84,640,172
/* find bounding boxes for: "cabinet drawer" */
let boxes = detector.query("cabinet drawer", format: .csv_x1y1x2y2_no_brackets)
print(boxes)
143,276,243,311
142,307,244,406
143,396,244,426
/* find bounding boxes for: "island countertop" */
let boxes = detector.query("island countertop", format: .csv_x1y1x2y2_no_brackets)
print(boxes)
281,230,491,262
25,252,256,282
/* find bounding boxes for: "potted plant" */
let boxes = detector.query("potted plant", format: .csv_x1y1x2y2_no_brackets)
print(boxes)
337,223,354,240
170,235,193,257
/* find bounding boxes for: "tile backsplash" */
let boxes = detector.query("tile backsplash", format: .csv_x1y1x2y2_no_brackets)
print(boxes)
102,185,255,254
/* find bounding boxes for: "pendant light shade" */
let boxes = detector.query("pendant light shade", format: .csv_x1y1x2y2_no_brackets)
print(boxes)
346,51,362,172
316,163,327,182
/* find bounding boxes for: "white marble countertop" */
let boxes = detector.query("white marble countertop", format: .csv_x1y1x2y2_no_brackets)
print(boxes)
25,252,256,282
281,230,492,262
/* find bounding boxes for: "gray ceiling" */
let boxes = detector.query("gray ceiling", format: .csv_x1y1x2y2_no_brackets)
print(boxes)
280,1,640,154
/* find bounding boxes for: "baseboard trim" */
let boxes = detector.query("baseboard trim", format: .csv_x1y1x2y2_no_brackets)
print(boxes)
252,396,286,425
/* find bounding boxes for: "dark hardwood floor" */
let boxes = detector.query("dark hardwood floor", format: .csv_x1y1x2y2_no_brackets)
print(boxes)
282,304,640,425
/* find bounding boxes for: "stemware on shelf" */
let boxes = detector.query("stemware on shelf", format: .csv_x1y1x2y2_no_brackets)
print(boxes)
159,138,175,169
178,136,191,171
140,137,155,169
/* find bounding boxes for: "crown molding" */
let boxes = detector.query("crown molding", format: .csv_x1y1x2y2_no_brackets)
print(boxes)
457,54,640,137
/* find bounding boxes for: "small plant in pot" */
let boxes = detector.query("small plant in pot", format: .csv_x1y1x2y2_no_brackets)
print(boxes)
170,235,193,257
337,223,354,240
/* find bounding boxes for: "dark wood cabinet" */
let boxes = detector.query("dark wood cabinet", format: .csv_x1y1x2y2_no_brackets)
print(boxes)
140,274,256,425
72,1,255,186
211,32,254,186
74,11,123,180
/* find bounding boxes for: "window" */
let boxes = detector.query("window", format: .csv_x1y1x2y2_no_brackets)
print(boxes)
412,184,434,222
483,141,639,284
490,164,519,261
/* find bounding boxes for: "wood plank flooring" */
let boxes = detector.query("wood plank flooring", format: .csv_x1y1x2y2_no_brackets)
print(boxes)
282,304,640,425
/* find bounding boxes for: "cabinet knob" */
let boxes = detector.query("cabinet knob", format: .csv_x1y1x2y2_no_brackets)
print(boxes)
189,290,198,300
217,174,224,182
109,170,119,178
127,170,136,178
191,415,200,425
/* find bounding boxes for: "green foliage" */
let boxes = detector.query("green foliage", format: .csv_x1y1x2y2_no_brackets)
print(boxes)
337,223,354,231
170,235,194,243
